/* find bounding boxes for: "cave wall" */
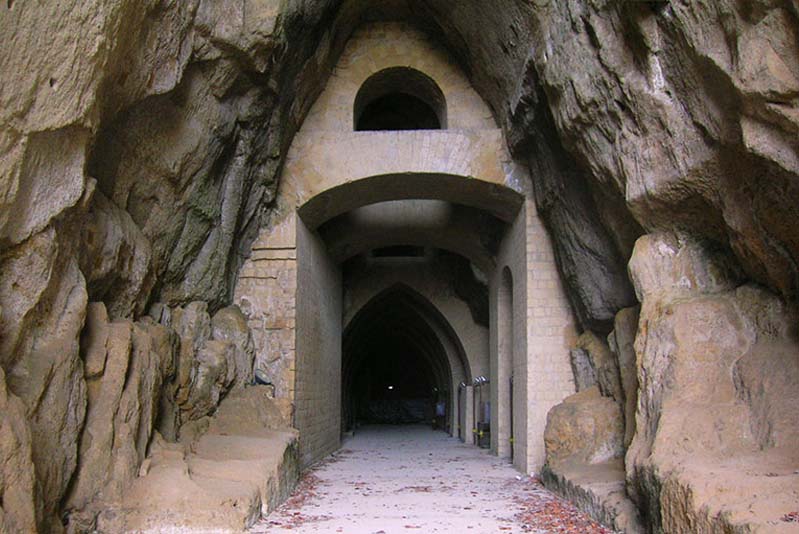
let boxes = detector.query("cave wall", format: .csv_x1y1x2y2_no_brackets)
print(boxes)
1,0,798,532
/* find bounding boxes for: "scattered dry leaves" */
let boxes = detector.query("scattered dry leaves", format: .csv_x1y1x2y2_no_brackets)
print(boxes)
264,472,332,529
396,485,433,493
782,511,799,523
512,476,617,534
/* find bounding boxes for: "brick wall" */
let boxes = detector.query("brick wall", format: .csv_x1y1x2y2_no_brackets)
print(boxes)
294,218,342,467
524,199,578,472
234,215,297,401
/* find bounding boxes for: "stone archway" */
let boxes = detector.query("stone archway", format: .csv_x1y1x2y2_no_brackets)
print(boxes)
342,283,471,436
354,67,447,130
234,21,577,472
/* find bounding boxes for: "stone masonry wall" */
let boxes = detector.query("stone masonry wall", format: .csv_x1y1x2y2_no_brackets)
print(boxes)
294,218,342,467
235,215,298,402
234,20,576,474
525,198,578,472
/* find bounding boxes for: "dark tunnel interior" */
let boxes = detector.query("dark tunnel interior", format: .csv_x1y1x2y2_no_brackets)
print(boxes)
355,93,442,131
342,286,455,431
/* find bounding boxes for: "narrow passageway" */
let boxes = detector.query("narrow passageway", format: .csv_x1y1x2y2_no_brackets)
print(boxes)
252,426,613,534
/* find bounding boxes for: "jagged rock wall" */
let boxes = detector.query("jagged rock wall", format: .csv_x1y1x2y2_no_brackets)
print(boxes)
1,1,298,529
0,366,38,533
626,232,799,532
65,304,178,523
520,0,799,321
59,301,258,531
1,0,798,532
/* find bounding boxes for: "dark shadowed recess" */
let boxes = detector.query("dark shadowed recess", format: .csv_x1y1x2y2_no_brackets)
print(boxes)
342,284,470,431
354,66,447,130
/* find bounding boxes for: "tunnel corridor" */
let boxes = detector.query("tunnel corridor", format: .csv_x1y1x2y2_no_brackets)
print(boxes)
342,285,467,432
253,425,612,533
274,20,561,475
1,3,791,531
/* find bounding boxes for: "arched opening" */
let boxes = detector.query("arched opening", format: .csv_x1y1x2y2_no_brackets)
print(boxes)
357,93,441,131
354,67,447,131
298,172,524,230
497,267,514,460
291,172,524,466
317,199,506,274
342,284,470,434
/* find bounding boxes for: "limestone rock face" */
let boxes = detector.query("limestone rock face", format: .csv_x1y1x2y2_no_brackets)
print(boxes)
607,306,640,450
544,387,624,466
0,367,38,534
568,348,596,392
516,1,799,307
574,322,640,451
211,305,256,386
0,227,89,531
628,234,744,303
575,331,623,404
65,304,178,523
627,232,799,532
0,127,89,249
56,299,263,531
95,387,299,533
88,0,289,309
183,340,236,421
168,302,253,426
530,165,640,333
79,190,155,320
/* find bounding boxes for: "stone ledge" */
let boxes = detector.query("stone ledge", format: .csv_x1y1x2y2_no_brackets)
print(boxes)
541,459,644,534
92,388,300,533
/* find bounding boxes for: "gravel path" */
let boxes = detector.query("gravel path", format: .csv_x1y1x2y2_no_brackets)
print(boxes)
251,425,614,534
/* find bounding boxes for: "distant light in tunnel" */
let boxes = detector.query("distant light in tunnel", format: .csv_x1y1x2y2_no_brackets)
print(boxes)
387,385,394,390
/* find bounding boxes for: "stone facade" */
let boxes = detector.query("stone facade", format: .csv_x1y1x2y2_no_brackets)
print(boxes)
234,22,575,471
5,2,796,531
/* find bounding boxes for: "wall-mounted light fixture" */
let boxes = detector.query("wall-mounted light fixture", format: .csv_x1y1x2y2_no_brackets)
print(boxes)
472,375,489,386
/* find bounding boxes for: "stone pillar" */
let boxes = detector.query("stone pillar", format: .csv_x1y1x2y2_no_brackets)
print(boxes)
463,385,475,445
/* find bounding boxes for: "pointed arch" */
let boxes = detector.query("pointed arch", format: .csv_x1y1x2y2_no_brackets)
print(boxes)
342,283,472,433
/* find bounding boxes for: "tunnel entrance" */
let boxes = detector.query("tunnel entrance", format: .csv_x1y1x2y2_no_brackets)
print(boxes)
342,284,469,433
237,21,578,473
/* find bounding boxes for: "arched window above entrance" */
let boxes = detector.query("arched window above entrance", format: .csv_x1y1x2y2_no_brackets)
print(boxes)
354,67,447,131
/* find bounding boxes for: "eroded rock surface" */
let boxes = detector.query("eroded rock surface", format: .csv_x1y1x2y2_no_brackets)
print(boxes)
576,332,624,404
0,1,798,532
627,232,799,533
79,190,155,320
65,304,179,525
569,347,596,392
542,460,645,534
0,367,38,534
95,387,299,533
607,306,640,450
545,387,624,466
168,302,256,426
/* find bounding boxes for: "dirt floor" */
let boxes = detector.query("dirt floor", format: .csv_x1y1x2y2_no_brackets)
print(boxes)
251,425,615,534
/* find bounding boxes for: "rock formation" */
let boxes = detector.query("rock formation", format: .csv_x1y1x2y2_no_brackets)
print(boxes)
0,0,797,532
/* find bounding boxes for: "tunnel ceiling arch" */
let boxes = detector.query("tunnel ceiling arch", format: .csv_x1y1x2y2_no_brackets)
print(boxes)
342,283,472,428
318,199,505,272
297,173,524,230
343,283,472,382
